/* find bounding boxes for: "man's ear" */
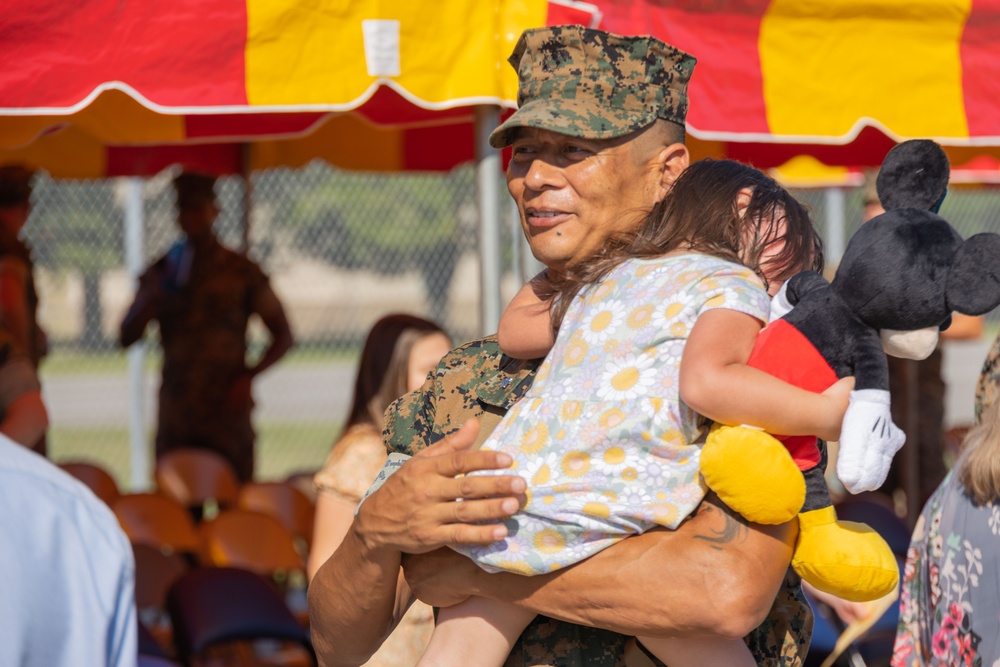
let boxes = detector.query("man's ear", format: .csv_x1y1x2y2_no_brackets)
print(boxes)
653,143,689,203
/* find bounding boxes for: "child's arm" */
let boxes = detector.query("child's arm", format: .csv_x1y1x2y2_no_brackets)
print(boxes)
497,273,555,360
680,308,851,442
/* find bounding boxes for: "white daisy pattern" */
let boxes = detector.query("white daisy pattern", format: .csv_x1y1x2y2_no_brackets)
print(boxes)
596,352,658,402
592,437,639,476
577,299,627,346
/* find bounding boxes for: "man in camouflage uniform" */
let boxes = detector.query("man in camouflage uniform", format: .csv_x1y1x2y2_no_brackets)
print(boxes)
119,172,293,482
310,26,811,667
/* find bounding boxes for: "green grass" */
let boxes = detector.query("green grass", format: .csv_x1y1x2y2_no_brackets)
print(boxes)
49,420,338,492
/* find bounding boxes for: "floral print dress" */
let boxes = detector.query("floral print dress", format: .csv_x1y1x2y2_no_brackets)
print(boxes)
892,469,1000,667
454,253,769,575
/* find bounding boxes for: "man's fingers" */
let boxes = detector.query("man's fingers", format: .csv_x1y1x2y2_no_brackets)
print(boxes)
434,466,526,501
445,521,510,546
414,419,481,459
434,448,515,478
447,496,520,525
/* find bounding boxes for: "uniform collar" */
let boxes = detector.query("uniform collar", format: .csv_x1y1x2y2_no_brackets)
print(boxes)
475,349,540,410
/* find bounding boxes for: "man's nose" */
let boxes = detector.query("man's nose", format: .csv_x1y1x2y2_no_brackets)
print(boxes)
524,157,565,191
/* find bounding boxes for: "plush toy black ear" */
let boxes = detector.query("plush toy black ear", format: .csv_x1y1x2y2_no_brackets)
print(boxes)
947,233,1000,315
876,140,950,212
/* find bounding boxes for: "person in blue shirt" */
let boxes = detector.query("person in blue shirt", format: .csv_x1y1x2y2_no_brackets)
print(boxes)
0,435,137,667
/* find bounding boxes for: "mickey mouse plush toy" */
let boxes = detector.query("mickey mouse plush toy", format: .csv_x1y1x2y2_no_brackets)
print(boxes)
700,139,1000,601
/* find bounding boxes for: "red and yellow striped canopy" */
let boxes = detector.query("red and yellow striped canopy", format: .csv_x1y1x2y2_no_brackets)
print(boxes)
596,0,1000,184
2,0,999,181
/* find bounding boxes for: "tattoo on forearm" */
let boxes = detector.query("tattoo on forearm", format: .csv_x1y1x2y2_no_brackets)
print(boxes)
692,499,749,550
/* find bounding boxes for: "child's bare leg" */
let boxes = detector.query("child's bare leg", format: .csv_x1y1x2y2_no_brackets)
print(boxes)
416,595,536,667
636,634,755,667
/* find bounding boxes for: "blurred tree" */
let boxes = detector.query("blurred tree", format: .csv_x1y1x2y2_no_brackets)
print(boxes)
281,165,474,326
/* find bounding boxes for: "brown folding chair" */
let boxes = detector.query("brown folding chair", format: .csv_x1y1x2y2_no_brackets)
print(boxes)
155,448,240,519
237,482,315,552
133,542,190,650
113,493,201,556
198,509,304,577
59,460,121,506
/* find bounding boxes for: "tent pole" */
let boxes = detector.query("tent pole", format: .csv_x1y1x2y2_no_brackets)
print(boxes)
475,105,502,335
824,186,846,266
240,144,252,253
124,177,149,491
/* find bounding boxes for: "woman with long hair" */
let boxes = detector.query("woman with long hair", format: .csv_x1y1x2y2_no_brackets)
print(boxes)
308,313,450,665
892,344,1000,665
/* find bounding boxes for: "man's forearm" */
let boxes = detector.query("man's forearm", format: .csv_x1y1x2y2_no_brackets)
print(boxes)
462,497,796,638
308,528,408,667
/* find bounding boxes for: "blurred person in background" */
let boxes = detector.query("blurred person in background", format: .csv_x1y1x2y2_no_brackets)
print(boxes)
0,432,136,667
308,313,450,666
891,344,1000,665
0,165,48,454
119,171,294,483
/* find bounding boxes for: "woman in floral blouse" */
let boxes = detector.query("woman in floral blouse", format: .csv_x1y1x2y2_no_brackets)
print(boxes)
892,334,1000,666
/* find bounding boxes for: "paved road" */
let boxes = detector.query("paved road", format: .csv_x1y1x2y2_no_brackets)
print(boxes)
42,340,992,430
42,361,357,428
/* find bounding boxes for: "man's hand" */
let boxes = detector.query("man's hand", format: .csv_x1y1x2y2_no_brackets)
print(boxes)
354,419,526,556
402,548,483,608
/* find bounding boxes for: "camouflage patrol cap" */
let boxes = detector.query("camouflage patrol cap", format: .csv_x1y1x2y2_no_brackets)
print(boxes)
489,25,696,148
0,165,35,207
173,171,218,210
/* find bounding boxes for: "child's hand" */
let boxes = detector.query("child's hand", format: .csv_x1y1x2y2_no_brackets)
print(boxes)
818,376,855,441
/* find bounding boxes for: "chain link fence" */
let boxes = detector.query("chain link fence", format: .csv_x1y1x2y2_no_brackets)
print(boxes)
25,166,1000,491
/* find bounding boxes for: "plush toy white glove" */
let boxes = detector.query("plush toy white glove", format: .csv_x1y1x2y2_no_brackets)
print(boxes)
836,389,905,493
769,281,794,322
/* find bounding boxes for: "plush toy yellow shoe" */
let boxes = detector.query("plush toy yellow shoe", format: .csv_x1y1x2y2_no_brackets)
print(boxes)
701,424,805,525
793,506,899,602
701,424,900,603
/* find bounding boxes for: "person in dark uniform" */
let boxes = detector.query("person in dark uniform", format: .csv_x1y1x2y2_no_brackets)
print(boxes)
119,172,293,482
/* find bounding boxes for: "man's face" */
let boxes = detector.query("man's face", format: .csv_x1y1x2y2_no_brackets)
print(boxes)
177,201,218,241
506,127,672,272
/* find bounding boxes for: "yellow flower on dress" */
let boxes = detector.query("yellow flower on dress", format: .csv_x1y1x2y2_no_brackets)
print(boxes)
579,300,626,345
704,293,726,308
589,278,619,303
593,437,636,475
521,452,559,488
496,560,537,576
534,529,567,554
651,290,696,334
519,423,549,455
561,400,582,420
582,502,611,519
599,407,626,429
648,502,680,527
698,278,720,292
597,354,657,401
634,262,658,278
563,337,589,367
531,464,552,486
627,303,653,329
561,450,590,478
